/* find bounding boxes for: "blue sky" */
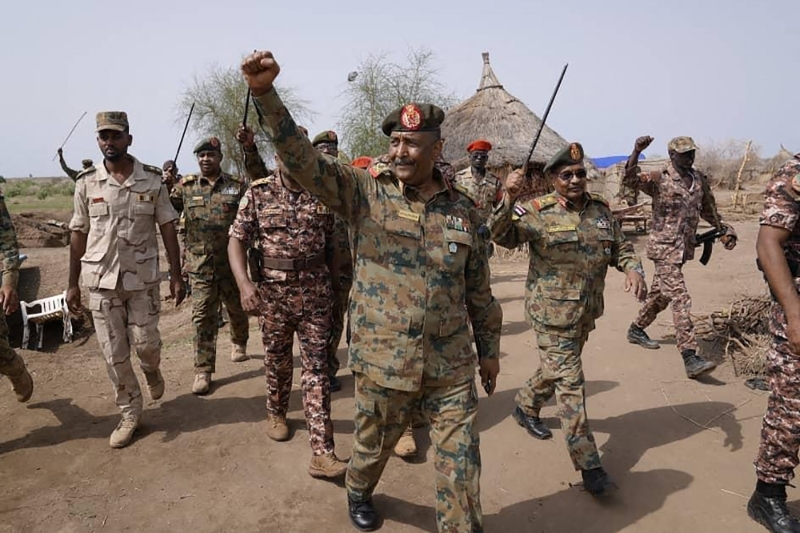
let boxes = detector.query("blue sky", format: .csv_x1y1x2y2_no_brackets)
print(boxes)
1,0,796,177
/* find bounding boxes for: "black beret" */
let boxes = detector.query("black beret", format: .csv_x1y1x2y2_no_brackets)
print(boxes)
544,142,585,174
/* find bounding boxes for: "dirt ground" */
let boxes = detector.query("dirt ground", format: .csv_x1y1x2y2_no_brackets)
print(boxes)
0,202,786,533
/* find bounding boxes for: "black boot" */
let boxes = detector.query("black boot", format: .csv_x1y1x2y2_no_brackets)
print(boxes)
330,375,342,393
512,406,553,440
681,350,717,379
627,323,660,349
581,467,616,496
348,496,378,531
748,484,800,533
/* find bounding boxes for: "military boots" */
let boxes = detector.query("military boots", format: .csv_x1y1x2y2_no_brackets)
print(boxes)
681,350,717,379
512,406,553,440
748,485,800,532
348,496,378,532
581,467,616,496
627,324,660,349
144,369,164,400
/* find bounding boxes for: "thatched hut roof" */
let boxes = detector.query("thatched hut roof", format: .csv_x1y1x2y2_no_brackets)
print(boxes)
441,52,570,173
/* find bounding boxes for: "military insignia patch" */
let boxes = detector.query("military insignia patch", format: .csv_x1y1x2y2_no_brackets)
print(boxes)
400,104,422,131
445,215,469,232
327,131,337,141
238,196,248,210
136,194,154,202
369,162,390,178
210,137,220,148
448,242,458,254
513,204,528,217
570,143,581,161
596,214,611,230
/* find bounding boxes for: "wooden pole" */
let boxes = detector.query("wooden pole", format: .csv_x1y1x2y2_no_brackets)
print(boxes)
732,140,751,208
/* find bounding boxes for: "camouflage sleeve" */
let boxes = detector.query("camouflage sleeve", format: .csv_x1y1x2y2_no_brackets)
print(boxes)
465,208,502,360
243,148,270,181
169,181,184,213
59,159,78,180
155,184,178,226
253,88,368,223
610,210,643,274
488,196,536,249
698,172,732,234
621,165,657,197
0,197,20,288
228,188,257,248
760,163,800,232
68,177,89,234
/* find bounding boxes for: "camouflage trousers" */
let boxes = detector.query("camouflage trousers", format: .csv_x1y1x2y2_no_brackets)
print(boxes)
347,373,482,533
89,284,162,418
257,279,334,455
0,312,27,379
755,328,800,484
517,325,601,471
634,261,697,353
191,274,249,374
327,278,352,377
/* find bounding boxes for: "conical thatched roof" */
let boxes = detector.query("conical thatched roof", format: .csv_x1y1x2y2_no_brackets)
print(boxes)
441,52,570,173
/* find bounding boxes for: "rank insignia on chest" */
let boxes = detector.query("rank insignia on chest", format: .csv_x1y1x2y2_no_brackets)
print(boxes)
513,204,527,217
222,186,238,196
136,194,154,202
91,197,105,204
446,215,469,232
317,205,330,215
448,242,458,254
263,207,282,215
596,215,611,230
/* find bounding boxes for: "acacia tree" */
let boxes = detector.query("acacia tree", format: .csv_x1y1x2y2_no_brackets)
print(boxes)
177,63,313,177
337,47,458,160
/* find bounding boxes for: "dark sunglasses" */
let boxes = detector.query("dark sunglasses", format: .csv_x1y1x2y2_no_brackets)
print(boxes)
557,169,588,181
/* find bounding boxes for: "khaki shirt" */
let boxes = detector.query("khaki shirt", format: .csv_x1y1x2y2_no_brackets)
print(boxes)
69,157,178,291
253,89,502,392
452,167,503,223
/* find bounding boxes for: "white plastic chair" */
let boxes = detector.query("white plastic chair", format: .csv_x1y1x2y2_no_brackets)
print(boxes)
19,291,73,350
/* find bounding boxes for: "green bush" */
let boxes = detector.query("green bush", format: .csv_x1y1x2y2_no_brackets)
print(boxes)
36,189,49,200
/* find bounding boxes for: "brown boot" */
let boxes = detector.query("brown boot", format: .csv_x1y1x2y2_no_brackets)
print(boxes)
308,452,348,479
144,369,164,400
230,344,248,363
192,372,211,395
394,425,417,458
109,414,140,449
266,414,289,442
5,355,33,403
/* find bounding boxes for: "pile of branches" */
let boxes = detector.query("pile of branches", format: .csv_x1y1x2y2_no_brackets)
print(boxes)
692,295,771,376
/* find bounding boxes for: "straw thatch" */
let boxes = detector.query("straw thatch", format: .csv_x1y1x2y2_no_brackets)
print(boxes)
441,52,571,177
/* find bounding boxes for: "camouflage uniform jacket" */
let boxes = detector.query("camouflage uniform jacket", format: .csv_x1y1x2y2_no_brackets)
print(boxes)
0,194,20,288
452,167,503,224
489,191,643,338
759,154,800,338
332,215,353,283
69,157,178,291
170,172,246,277
253,88,503,392
243,147,271,182
622,162,734,263
228,169,334,283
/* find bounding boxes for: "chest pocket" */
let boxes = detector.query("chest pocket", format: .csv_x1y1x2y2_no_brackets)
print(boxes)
186,196,206,220
88,201,109,218
133,201,154,216
381,214,422,267
546,227,579,248
442,228,472,271
220,194,240,215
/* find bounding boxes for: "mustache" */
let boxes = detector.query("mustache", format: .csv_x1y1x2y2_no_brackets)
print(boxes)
393,158,415,166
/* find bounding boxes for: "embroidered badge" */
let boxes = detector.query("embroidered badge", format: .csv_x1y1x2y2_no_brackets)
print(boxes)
210,137,220,149
449,242,458,254
91,197,105,204
570,143,581,160
327,131,337,141
513,204,527,217
596,214,611,230
547,224,577,233
398,210,420,222
400,104,422,131
136,194,154,202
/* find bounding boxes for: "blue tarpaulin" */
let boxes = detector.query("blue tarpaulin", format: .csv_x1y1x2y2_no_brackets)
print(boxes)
590,154,646,169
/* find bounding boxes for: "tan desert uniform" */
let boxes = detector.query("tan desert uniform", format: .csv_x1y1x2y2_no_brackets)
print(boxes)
70,158,178,417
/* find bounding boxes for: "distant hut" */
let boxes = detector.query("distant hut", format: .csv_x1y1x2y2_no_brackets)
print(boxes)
441,52,576,199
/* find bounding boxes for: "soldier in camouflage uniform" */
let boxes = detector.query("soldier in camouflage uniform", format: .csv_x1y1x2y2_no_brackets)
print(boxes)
67,111,185,448
748,152,800,532
0,194,33,403
489,142,647,497
623,136,737,378
242,50,502,533
58,148,94,181
312,130,354,394
170,137,250,395
228,145,347,480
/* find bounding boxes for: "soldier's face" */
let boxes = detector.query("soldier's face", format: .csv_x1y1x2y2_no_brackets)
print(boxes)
316,142,338,157
552,163,588,203
97,130,132,162
670,150,695,172
470,150,489,170
197,150,222,176
388,132,443,186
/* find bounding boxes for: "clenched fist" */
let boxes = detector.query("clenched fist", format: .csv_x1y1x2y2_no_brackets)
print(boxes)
241,51,280,97
504,169,526,202
634,136,654,153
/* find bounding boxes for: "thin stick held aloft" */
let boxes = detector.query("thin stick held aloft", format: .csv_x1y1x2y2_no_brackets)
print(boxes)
52,111,87,161
522,64,568,173
174,103,196,164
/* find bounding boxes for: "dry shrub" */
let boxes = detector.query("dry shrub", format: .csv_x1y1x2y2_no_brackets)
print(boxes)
695,139,764,190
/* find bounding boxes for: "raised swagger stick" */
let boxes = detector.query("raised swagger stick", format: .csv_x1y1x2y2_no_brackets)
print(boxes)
521,63,569,174
173,102,196,164
52,111,87,161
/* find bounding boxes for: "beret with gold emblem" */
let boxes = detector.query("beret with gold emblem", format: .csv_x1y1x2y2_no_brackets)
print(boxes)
193,136,222,153
544,142,585,174
381,103,445,136
312,130,338,147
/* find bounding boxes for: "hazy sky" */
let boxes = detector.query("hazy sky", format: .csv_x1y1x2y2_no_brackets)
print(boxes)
1,0,796,177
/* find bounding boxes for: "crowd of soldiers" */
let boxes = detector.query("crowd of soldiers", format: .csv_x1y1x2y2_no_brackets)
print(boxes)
1,49,799,533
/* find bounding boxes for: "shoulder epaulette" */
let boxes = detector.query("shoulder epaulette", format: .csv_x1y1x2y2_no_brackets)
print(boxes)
532,194,558,211
180,174,198,185
368,161,391,178
143,164,162,175
589,193,609,206
250,176,273,188
75,167,96,180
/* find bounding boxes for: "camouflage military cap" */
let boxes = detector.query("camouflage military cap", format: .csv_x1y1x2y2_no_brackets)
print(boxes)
95,111,129,132
81,159,93,167
381,103,445,136
668,136,697,153
193,137,222,153
312,130,338,147
544,142,585,174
